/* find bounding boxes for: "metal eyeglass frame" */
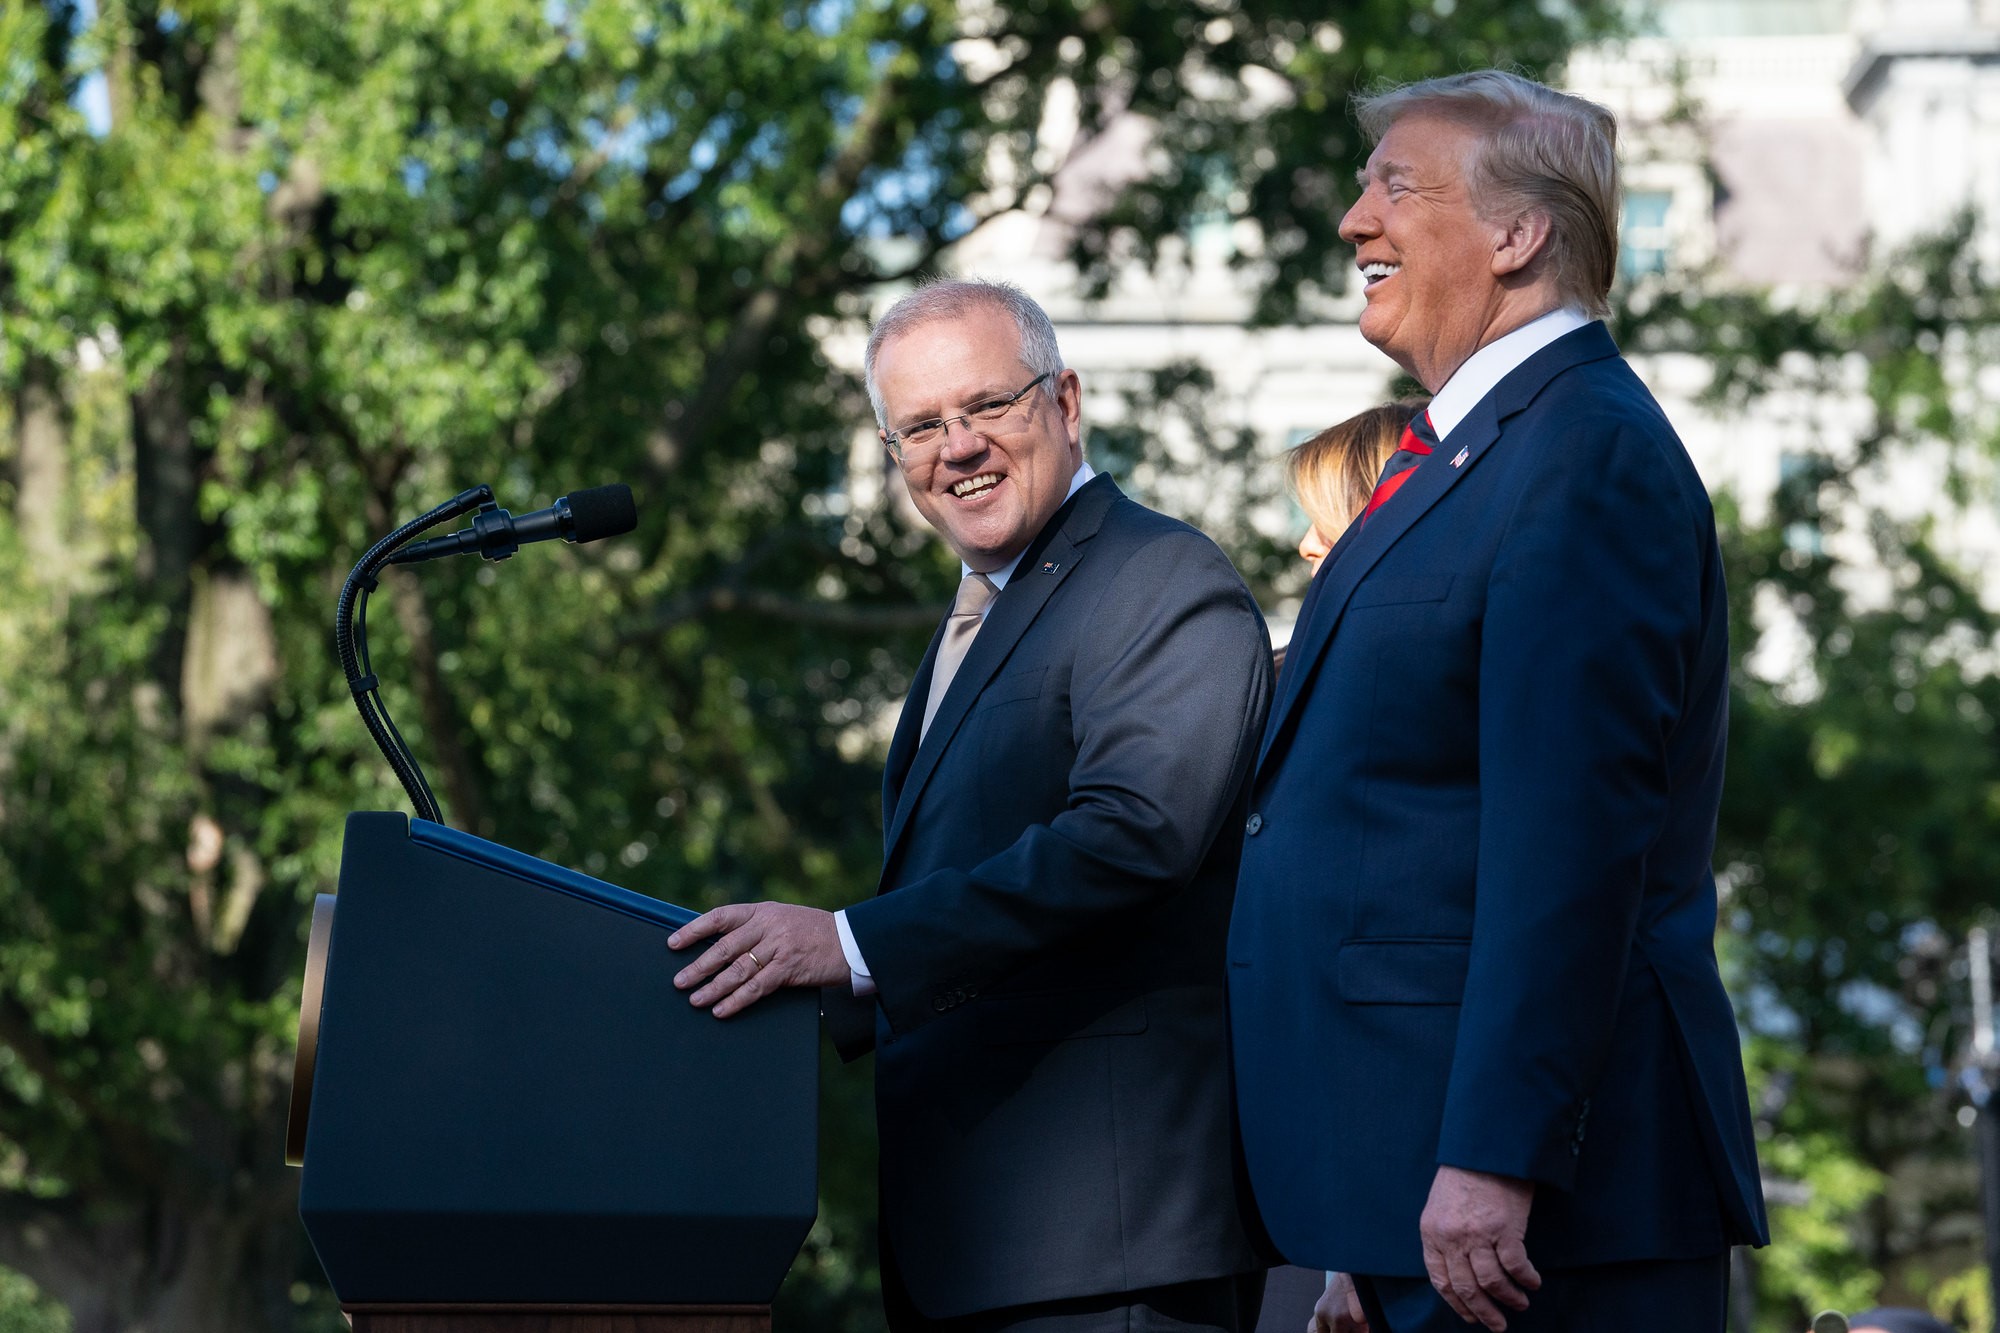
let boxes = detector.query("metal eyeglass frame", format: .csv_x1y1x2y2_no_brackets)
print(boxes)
883,370,1055,463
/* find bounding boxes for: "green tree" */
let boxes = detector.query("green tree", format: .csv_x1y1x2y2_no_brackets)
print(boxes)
0,2,1621,1329
1618,212,2000,1331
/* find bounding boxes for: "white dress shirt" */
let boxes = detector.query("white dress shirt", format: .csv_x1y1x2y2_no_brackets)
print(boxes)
1424,307,1590,440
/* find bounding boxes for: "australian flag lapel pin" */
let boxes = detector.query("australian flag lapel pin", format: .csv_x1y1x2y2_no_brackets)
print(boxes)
1040,559,1061,574
1449,445,1470,468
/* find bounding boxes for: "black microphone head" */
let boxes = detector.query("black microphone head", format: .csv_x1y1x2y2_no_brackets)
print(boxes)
564,484,637,544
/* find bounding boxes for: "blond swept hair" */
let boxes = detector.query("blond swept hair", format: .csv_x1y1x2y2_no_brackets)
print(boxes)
1354,70,1620,319
1288,398,1430,538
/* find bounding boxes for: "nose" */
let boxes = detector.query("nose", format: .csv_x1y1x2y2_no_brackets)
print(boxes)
939,415,987,461
1338,189,1377,245
1298,525,1332,570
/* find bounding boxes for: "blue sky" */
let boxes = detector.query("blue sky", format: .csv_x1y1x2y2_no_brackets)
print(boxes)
72,0,112,135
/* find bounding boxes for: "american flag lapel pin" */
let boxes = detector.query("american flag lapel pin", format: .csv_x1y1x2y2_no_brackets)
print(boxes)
1449,446,1470,468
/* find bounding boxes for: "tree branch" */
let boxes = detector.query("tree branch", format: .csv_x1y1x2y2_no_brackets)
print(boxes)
649,58,919,480
625,586,944,646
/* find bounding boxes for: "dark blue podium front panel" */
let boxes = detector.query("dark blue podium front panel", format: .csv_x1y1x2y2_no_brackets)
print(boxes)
298,812,818,1304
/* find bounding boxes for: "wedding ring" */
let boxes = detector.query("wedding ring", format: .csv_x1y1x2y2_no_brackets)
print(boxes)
745,950,762,969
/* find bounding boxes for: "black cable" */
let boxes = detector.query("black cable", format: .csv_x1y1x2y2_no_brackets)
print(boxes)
353,580,439,820
335,485,493,825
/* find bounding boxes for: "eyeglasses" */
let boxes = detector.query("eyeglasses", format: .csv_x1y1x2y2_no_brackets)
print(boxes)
883,371,1054,463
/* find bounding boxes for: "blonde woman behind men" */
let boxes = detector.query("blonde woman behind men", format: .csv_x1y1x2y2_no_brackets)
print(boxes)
1288,397,1431,572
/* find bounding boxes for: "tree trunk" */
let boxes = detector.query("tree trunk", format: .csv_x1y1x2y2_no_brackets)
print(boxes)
388,577,493,836
180,567,280,756
130,337,202,705
81,1200,297,1333
0,1162,302,1333
12,354,69,579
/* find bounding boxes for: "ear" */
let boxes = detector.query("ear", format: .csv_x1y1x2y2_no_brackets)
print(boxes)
1491,210,1553,278
1053,368,1085,452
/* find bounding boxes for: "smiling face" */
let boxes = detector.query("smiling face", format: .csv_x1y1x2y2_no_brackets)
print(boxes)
875,304,1084,571
1339,113,1544,392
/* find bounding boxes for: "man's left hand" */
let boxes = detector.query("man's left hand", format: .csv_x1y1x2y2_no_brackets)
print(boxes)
1419,1164,1540,1331
669,903,849,1018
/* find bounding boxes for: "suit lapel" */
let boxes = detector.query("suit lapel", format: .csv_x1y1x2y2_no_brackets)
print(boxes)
1258,322,1622,774
881,475,1120,868
882,616,949,850
1259,411,1499,770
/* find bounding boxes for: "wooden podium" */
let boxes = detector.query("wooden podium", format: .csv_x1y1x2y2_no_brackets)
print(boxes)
343,1304,771,1332
293,815,818,1325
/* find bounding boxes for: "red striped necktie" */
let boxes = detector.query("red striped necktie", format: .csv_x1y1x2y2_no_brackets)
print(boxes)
1359,410,1440,524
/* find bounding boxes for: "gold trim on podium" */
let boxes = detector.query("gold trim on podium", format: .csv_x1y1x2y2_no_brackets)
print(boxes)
286,893,337,1167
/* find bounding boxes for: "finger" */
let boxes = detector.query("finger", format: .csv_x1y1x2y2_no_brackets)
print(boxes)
676,921,768,991
1423,1242,1467,1325
667,904,746,951
1467,1244,1530,1312
1310,1283,1338,1333
1495,1236,1541,1293
1344,1279,1370,1333
1443,1248,1502,1330
690,948,768,1007
673,938,742,990
708,967,768,1019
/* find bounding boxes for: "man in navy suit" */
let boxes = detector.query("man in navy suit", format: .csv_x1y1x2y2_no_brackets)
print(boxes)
671,280,1271,1331
1226,72,1769,1333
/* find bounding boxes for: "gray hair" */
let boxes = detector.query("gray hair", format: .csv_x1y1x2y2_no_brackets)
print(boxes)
863,278,1066,428
1354,70,1621,319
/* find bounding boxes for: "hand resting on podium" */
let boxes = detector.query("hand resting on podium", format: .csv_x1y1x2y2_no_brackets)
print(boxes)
669,902,849,1018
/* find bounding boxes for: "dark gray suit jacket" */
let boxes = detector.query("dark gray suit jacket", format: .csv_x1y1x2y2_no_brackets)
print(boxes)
834,473,1271,1319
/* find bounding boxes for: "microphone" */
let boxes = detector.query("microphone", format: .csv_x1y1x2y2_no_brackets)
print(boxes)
387,485,637,564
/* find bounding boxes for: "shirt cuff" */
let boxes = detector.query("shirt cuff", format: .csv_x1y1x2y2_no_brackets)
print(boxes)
834,909,877,997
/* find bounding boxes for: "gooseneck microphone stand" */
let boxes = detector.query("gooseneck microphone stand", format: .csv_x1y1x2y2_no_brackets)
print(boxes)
334,485,495,826
334,481,639,827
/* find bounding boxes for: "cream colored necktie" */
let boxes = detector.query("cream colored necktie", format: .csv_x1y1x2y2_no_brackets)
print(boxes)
921,572,998,740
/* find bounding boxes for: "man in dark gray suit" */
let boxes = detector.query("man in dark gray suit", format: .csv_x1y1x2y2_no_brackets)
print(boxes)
669,279,1271,1332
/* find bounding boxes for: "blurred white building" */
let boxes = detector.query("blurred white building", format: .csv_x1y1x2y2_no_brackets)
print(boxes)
839,0,2000,634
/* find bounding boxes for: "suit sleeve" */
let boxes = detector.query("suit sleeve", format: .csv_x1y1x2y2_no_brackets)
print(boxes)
1436,413,1716,1189
844,531,1272,1037
819,984,877,1062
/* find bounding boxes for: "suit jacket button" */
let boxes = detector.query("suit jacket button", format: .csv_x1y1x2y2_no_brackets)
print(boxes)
932,996,949,1013
1245,813,1264,836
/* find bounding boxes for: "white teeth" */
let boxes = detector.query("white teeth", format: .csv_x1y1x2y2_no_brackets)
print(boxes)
1361,262,1399,282
952,473,1002,498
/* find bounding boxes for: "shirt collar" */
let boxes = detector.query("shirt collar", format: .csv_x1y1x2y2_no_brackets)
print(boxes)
965,459,1096,592
1426,308,1591,441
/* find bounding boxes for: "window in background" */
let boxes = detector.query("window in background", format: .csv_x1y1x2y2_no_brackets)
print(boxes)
1621,190,1675,278
1778,450,1827,557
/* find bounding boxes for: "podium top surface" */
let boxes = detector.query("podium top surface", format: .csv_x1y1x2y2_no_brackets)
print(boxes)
409,818,699,930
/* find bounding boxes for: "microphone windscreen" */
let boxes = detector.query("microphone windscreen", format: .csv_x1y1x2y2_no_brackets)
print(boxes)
566,484,638,544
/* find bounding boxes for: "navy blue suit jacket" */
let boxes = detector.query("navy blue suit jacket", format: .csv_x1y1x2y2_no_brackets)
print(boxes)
835,475,1271,1318
1227,323,1770,1277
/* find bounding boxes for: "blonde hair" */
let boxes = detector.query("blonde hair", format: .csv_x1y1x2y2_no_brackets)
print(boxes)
1354,70,1620,319
1288,398,1431,538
